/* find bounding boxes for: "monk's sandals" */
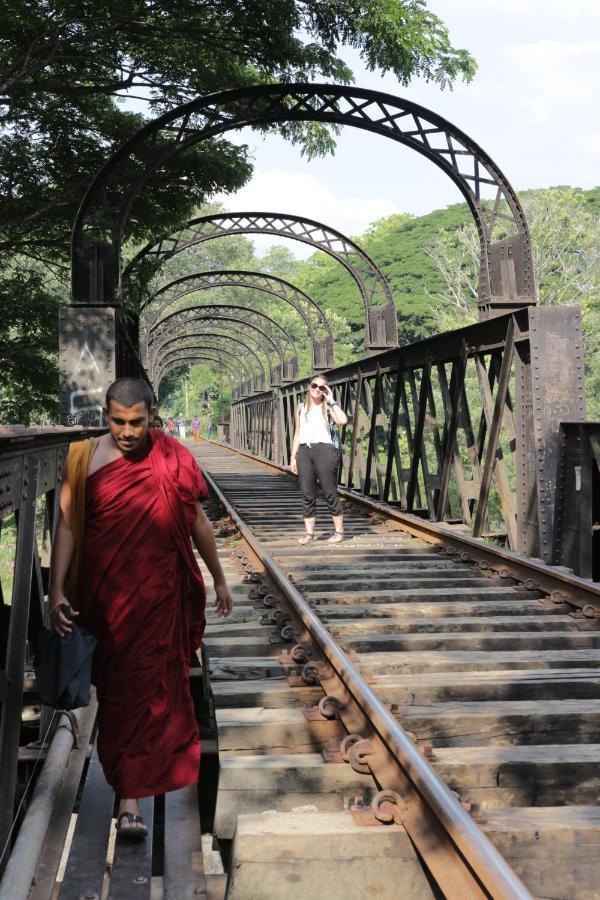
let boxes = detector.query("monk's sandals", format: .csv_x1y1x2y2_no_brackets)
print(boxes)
327,530,344,544
298,532,315,544
116,811,148,839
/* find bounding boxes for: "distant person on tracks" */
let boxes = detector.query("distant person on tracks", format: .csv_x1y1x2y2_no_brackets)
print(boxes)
191,414,201,442
290,374,347,544
48,378,234,839
176,414,187,439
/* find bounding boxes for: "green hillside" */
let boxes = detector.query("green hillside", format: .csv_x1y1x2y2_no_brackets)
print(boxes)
291,185,600,349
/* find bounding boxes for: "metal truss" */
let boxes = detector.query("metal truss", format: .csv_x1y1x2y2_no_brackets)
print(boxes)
124,211,398,350
232,306,587,560
157,346,255,388
146,303,296,363
140,269,335,370
149,316,284,371
157,352,241,386
151,326,277,383
72,82,536,317
153,333,267,385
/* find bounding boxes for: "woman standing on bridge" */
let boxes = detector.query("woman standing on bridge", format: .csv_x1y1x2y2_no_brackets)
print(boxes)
290,374,347,544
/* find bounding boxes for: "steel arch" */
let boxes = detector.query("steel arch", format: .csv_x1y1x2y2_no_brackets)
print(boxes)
151,324,280,375
157,345,266,395
150,314,284,365
156,344,256,385
146,304,295,362
141,269,335,369
124,211,397,349
157,353,242,386
153,333,267,383
72,82,536,317
146,302,299,385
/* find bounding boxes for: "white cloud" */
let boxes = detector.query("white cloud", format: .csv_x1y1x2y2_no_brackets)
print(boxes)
217,169,400,257
503,40,600,119
433,0,600,23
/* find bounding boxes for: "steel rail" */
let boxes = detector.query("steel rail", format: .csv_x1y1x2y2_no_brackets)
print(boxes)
201,460,533,900
207,437,600,614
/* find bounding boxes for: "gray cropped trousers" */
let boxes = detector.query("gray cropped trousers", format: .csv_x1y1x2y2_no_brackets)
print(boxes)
296,442,343,519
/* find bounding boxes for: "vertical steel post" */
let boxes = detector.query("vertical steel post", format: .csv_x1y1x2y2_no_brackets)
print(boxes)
515,307,587,559
0,454,39,866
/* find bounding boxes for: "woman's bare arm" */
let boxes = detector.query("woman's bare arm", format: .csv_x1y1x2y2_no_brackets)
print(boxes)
289,409,301,474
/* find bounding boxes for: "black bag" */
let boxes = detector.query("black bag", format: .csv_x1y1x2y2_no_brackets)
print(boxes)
33,620,97,710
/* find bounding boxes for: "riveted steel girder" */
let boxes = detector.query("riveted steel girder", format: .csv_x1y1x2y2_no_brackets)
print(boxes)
152,324,279,374
157,352,242,386
153,333,266,384
72,83,536,318
146,304,296,364
124,211,398,350
140,269,335,370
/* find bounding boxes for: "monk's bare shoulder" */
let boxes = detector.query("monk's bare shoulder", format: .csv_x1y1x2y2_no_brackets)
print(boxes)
87,433,120,476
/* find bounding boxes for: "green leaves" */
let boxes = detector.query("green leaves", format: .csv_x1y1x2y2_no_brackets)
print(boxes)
0,0,476,423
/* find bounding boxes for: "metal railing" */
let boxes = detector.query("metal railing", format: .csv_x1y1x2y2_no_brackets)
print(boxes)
0,427,97,863
231,306,591,569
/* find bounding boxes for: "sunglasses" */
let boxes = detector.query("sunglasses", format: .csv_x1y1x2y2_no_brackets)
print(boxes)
310,382,327,392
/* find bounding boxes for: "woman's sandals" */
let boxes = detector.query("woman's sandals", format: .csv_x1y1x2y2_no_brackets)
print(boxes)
298,532,315,545
327,530,344,544
115,811,148,839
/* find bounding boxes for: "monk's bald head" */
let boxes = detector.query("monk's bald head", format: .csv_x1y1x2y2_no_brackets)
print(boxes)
106,378,154,412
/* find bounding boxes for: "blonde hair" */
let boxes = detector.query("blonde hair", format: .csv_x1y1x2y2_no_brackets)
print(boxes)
303,374,329,421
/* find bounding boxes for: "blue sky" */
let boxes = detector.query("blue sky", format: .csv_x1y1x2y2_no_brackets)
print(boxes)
215,0,600,255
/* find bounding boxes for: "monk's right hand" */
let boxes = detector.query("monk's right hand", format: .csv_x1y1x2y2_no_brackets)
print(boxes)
290,457,298,475
49,593,79,636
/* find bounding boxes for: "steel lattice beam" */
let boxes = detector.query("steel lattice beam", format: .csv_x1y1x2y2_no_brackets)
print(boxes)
152,324,279,374
124,211,398,349
157,353,241,386
72,82,536,318
146,303,296,362
153,333,266,383
149,315,284,365
140,269,335,370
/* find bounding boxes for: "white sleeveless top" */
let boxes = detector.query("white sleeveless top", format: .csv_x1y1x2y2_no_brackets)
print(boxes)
298,402,333,447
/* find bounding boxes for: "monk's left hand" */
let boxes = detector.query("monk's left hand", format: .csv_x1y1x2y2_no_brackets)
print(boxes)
213,580,234,618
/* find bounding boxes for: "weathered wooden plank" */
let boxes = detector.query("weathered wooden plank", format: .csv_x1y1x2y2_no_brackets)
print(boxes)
59,745,114,900
107,796,154,900
482,806,600,900
356,648,600,675
226,811,434,900
164,785,207,900
214,753,375,839
398,699,600,747
215,707,344,754
342,630,600,653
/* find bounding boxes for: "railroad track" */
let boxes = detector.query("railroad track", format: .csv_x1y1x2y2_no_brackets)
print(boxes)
195,440,600,900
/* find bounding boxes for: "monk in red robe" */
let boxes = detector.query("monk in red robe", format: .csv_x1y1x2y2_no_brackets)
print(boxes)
49,378,233,837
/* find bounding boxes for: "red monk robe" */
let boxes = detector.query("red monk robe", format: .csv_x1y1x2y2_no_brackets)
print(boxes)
75,429,207,798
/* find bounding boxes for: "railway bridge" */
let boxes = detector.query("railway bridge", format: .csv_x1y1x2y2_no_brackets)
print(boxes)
0,83,599,899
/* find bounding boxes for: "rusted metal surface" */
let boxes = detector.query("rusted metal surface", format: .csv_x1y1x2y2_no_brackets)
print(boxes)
72,83,536,319
0,428,100,869
552,423,600,582
231,307,590,566
140,269,336,373
124,211,398,352
199,444,535,899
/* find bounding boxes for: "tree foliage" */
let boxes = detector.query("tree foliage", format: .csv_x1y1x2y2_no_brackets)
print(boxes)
290,186,600,415
0,0,476,423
